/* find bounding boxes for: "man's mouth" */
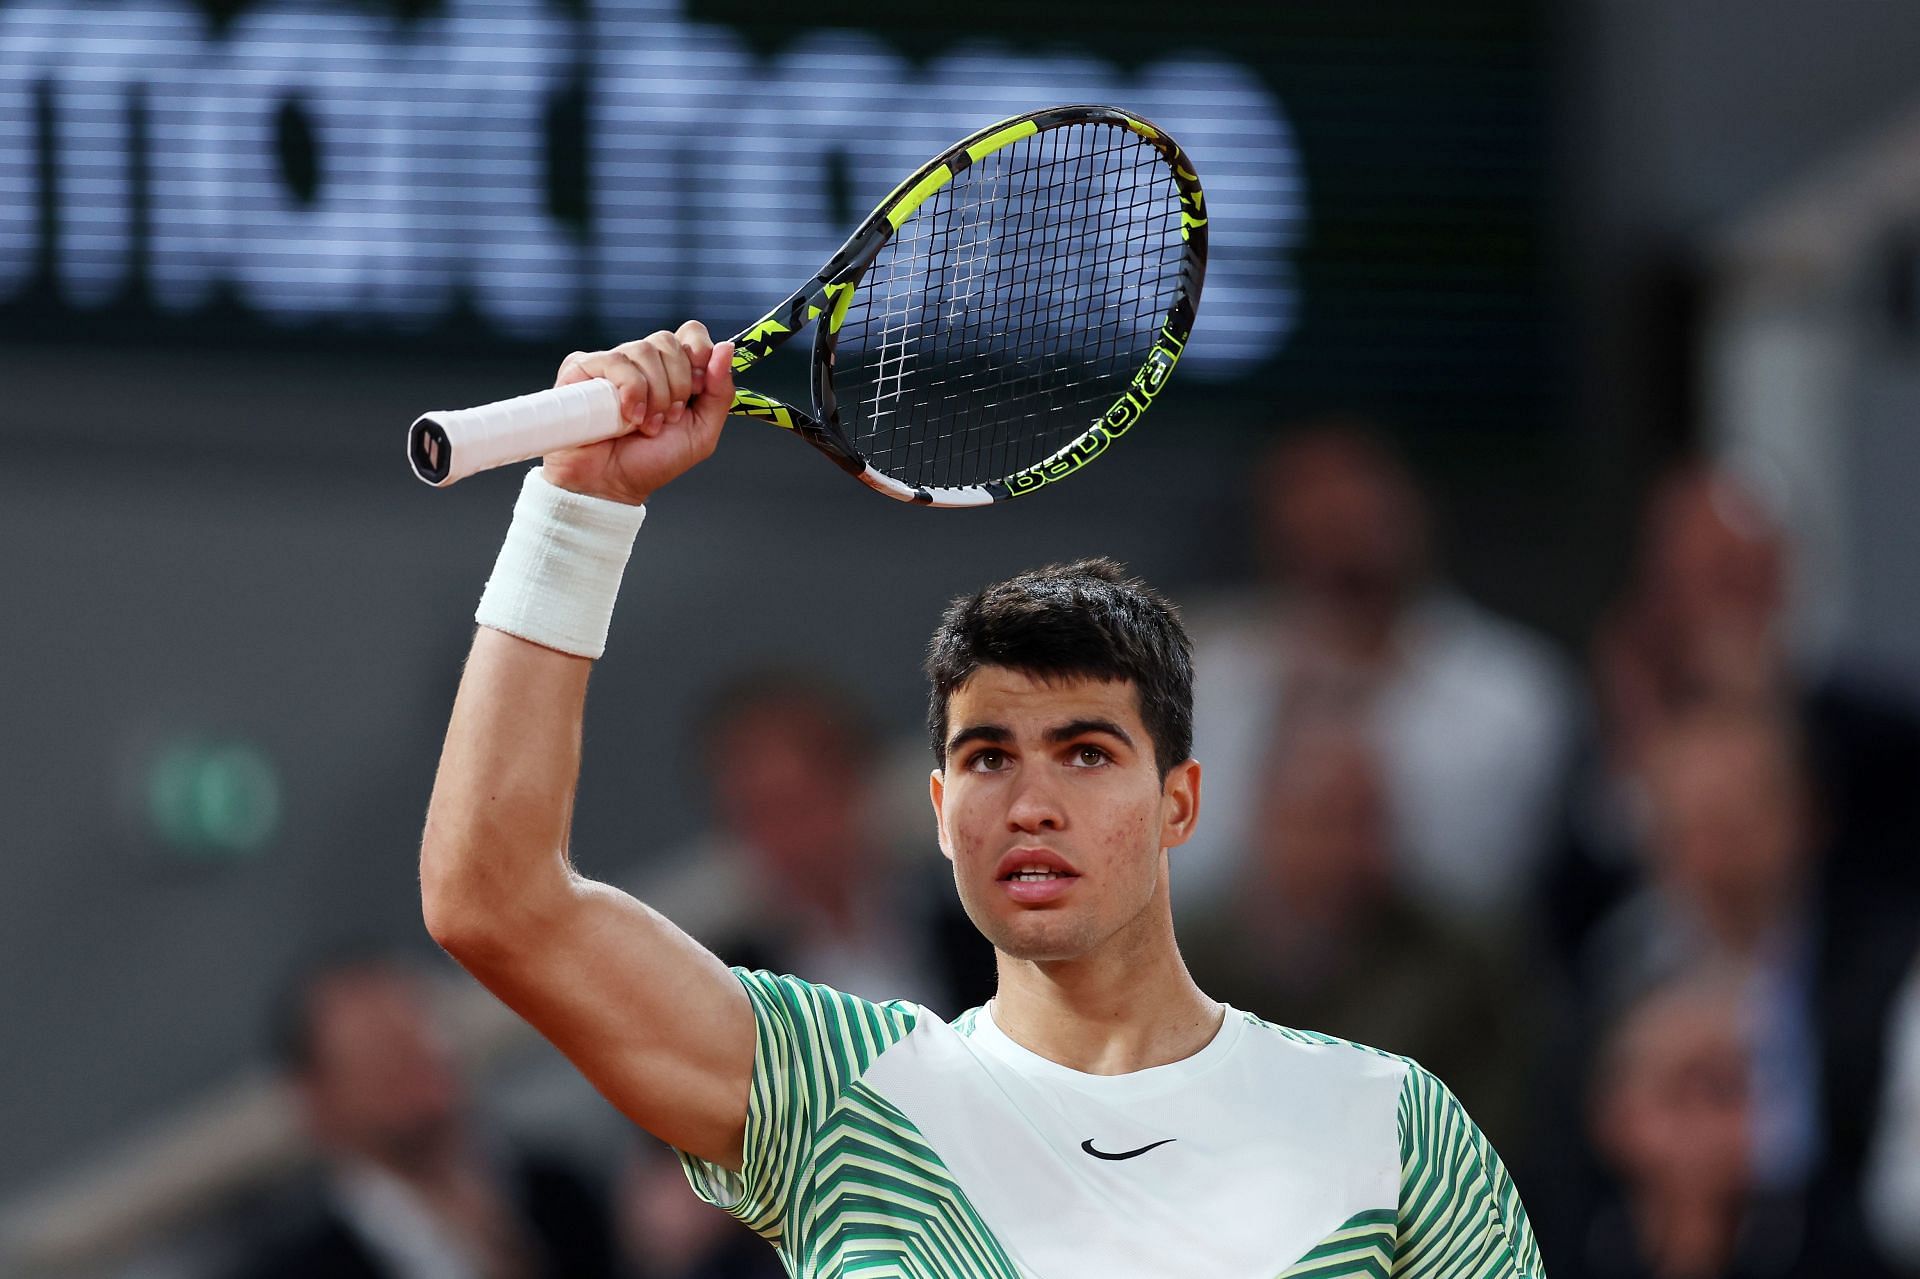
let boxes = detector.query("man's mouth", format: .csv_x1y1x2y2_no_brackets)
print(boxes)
995,852,1080,904
994,848,1080,880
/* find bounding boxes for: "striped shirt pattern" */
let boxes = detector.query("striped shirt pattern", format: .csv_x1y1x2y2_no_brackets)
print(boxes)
681,969,1544,1278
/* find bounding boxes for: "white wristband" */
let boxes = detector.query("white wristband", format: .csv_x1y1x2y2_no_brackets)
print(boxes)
475,467,647,658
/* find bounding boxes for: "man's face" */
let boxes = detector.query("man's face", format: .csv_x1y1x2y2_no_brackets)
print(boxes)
1260,435,1424,605
1595,989,1751,1198
707,698,869,886
929,667,1198,964
300,970,465,1169
1647,716,1807,943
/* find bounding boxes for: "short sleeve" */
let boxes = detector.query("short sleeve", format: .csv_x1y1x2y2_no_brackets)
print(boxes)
677,968,919,1242
1393,1063,1545,1278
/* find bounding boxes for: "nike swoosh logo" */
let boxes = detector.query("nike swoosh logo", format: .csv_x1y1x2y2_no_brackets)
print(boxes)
1080,1137,1177,1161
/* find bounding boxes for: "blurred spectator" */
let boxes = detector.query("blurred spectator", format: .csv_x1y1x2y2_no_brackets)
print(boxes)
1581,705,1823,1190
614,1139,783,1279
1542,462,1920,1232
222,948,616,1279
1564,703,1912,1273
643,669,992,1013
1182,420,1578,931
1569,968,1802,1279
1182,712,1535,1146
1547,461,1920,973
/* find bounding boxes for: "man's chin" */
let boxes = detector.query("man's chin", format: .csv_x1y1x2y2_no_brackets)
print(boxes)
958,887,1102,962
985,915,1098,964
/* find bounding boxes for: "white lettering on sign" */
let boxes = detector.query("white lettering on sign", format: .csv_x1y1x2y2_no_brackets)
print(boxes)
0,0,1304,374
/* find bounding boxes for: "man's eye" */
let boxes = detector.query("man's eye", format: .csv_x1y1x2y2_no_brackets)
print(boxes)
969,750,1008,772
1072,745,1109,767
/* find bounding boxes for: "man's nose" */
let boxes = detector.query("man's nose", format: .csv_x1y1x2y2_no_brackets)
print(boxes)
1005,768,1065,832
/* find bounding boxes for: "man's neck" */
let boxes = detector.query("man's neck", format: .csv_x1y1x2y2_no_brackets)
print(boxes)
987,912,1221,1076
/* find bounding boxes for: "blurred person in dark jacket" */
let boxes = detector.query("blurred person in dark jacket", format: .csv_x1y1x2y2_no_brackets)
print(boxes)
1583,706,1823,1191
1571,968,1794,1279
1548,461,1920,974
223,949,615,1279
1570,704,1909,1269
1182,710,1536,1148
1184,421,1578,933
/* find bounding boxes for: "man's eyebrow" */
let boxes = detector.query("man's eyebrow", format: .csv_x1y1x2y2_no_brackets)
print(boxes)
945,719,1136,756
946,724,1012,756
1044,719,1134,748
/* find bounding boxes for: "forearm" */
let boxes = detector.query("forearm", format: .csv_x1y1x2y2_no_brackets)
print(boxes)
419,462,646,943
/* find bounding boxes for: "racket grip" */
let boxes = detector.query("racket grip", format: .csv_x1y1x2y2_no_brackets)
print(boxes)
408,378,624,487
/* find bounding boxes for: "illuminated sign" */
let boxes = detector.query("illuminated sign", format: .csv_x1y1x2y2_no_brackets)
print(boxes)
0,0,1303,376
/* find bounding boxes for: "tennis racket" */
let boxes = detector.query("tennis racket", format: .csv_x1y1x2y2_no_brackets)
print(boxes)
407,104,1206,507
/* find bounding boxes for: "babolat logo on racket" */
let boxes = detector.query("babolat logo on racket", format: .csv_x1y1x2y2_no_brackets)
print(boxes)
1106,326,1186,436
1001,325,1188,498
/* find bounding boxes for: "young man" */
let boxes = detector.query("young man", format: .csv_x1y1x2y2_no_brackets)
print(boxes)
420,323,1545,1278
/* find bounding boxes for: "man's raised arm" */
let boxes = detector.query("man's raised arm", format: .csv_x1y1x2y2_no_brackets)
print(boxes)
418,323,754,1170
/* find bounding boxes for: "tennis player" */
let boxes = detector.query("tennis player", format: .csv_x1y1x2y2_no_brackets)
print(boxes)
421,322,1546,1278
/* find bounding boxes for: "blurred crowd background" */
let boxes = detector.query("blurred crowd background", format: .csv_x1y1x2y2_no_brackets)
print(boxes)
7,1,1920,1277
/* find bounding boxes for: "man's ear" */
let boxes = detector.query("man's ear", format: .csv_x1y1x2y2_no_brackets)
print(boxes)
1160,758,1201,851
928,768,954,863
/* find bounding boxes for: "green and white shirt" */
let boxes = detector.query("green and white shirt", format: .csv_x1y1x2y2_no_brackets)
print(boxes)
680,969,1545,1279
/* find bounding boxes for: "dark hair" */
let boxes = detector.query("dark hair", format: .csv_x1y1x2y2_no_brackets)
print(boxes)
924,558,1194,779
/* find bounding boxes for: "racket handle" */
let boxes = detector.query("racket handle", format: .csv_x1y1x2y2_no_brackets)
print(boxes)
408,378,624,487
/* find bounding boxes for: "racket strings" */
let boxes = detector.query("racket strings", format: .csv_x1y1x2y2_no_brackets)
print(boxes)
835,122,1185,490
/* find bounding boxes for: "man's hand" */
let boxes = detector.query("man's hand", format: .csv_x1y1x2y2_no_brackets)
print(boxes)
541,321,735,507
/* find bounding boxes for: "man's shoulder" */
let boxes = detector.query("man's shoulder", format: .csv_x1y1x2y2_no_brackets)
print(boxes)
1233,1006,1408,1061
729,967,931,1081
733,966,930,1020
1227,1008,1420,1096
1228,1015,1510,1183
